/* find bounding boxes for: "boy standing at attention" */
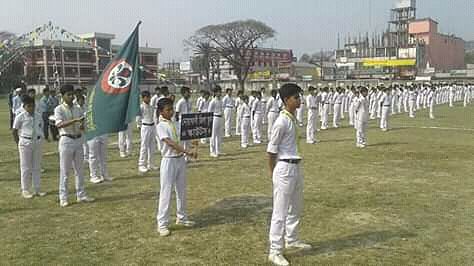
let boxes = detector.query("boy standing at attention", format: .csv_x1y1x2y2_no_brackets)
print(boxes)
354,87,369,148
156,97,196,237
12,95,46,198
267,83,311,266
137,91,156,173
55,84,94,207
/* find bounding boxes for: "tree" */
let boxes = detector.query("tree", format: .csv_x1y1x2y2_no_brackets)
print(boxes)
185,38,220,89
465,52,474,65
299,53,311,63
188,19,275,90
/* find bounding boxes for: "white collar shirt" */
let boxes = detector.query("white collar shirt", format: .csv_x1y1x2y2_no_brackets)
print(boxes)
267,110,301,160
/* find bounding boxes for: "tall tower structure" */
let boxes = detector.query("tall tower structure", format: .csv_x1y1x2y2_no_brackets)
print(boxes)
388,0,416,48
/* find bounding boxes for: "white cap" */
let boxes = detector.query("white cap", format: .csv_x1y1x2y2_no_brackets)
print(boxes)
15,87,22,92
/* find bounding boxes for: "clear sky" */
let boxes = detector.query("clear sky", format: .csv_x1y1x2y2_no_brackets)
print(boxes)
1,0,472,62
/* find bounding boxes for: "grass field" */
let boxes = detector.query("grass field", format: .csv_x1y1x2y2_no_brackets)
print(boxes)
1,97,474,265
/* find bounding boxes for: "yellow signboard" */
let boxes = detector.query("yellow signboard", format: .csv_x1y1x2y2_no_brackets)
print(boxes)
363,59,416,67
249,70,271,80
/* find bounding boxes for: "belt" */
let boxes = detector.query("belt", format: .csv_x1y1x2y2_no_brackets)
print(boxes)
142,122,155,126
164,154,184,158
214,114,222,117
242,116,250,118
335,102,342,104
279,159,301,164
324,103,330,105
225,106,234,109
310,107,318,110
61,134,82,139
21,136,41,140
269,110,279,113
383,105,391,107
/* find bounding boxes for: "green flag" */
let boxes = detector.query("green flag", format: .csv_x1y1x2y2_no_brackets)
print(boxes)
85,22,142,140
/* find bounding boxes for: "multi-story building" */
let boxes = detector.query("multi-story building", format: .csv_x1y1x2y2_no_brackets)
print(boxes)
334,0,465,79
19,31,161,88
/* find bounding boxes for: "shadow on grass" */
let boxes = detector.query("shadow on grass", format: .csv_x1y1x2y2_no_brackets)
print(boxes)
289,230,416,258
369,142,409,147
322,138,353,143
98,190,156,202
0,207,36,215
192,195,272,228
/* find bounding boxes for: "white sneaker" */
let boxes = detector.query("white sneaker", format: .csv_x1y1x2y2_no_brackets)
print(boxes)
59,200,69,207
138,166,149,173
148,166,159,171
285,240,312,250
22,191,34,199
102,176,113,182
119,152,127,158
158,227,170,237
268,253,289,266
34,191,47,197
77,196,95,203
90,176,103,184
176,219,195,227
210,153,218,158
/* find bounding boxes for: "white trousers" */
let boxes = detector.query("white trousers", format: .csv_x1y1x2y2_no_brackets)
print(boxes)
210,116,223,155
118,125,132,155
296,106,304,125
355,121,368,146
267,111,279,140
252,113,263,143
348,104,355,126
138,125,156,168
18,138,42,193
269,161,303,254
58,136,87,201
235,106,242,135
321,104,329,129
449,95,454,107
224,108,233,137
240,117,251,147
429,102,435,119
157,157,187,229
88,135,109,179
409,100,416,118
333,103,342,127
306,109,318,143
380,106,390,129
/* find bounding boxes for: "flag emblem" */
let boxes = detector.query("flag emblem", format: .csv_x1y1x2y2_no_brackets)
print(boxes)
101,59,133,94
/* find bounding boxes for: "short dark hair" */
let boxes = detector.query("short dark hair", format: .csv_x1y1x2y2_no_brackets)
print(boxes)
27,88,36,94
60,84,75,95
279,83,302,104
226,88,233,93
241,95,249,102
213,85,222,93
181,86,191,95
160,86,169,95
43,87,50,93
22,95,35,106
157,97,173,112
141,90,151,97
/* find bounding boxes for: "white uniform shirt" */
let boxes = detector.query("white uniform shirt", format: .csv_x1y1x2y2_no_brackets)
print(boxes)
222,95,235,109
241,103,251,119
408,90,417,102
267,97,280,113
379,93,392,107
156,116,181,157
175,98,192,116
267,110,301,160
13,110,44,139
12,95,23,115
197,98,209,112
208,97,223,116
54,103,83,136
306,94,320,110
252,99,264,115
354,96,369,122
137,102,154,125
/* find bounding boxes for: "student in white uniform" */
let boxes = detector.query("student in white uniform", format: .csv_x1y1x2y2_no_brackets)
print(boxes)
266,89,280,141
354,87,369,148
379,88,392,131
234,90,244,136
118,123,132,158
208,86,224,157
428,87,436,119
156,97,196,237
175,86,193,161
320,87,330,130
251,91,264,144
55,84,94,207
295,91,305,127
348,87,356,126
222,88,235,137
267,83,311,266
87,132,110,184
306,86,320,144
240,95,251,148
333,87,343,128
197,90,210,144
260,87,268,125
137,91,156,173
12,95,46,199
408,86,417,118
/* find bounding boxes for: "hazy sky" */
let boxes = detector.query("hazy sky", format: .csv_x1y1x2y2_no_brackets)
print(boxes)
1,0,472,62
